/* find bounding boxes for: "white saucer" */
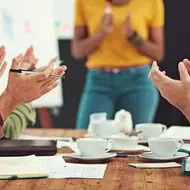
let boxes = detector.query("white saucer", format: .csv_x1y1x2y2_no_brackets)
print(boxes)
139,152,189,161
58,153,117,162
111,145,150,152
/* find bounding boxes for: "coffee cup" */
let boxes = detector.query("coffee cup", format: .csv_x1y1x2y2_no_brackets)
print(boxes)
93,120,119,137
76,138,114,157
135,123,167,140
148,137,184,157
109,135,139,150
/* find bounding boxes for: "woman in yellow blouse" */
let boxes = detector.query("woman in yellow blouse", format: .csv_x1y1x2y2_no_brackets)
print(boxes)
72,0,165,129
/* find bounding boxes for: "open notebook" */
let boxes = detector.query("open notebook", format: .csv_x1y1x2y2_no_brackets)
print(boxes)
0,155,48,180
160,126,190,140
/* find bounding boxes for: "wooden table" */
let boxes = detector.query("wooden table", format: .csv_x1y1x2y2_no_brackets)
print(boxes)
0,129,190,190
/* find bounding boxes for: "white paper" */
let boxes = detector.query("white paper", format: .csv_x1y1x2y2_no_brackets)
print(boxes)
160,126,190,140
62,163,107,179
185,157,190,171
129,162,181,169
36,156,107,179
0,155,48,176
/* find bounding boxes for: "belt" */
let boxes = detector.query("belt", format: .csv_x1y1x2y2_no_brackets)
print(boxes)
89,64,150,73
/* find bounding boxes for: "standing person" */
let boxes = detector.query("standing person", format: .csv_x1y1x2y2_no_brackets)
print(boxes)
72,0,164,129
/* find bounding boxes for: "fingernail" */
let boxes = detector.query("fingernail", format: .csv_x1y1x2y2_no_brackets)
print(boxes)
179,62,184,70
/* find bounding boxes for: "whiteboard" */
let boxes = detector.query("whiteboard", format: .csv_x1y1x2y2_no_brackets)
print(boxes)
0,0,63,107
53,0,75,39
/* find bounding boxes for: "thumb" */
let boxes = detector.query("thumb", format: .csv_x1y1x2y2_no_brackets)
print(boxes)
178,62,190,81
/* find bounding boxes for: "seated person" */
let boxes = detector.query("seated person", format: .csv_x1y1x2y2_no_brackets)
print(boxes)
149,60,190,121
0,45,67,138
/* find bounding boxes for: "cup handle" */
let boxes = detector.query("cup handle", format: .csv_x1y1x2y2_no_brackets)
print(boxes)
105,140,115,152
177,139,184,150
162,125,167,132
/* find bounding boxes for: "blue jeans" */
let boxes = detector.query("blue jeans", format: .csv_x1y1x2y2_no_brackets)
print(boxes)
76,65,159,129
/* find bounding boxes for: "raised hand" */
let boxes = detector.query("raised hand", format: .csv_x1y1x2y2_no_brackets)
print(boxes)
5,54,65,105
149,61,190,112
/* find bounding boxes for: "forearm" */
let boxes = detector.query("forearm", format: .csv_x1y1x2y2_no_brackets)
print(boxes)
72,31,106,59
137,40,164,62
0,90,18,121
3,104,36,139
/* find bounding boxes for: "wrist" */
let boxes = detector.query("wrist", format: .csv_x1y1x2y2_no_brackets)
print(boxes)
127,31,144,47
0,90,19,120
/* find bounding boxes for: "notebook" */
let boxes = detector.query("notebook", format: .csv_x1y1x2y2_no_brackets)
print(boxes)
0,155,48,180
182,157,190,175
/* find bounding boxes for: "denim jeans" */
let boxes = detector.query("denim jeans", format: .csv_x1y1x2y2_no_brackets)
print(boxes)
76,65,159,129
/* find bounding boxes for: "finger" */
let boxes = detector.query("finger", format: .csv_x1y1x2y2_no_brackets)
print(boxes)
52,66,67,75
0,61,7,77
41,81,59,96
48,57,57,65
0,46,6,57
0,52,6,66
31,61,54,81
11,54,23,69
178,62,190,81
24,46,33,57
183,59,190,73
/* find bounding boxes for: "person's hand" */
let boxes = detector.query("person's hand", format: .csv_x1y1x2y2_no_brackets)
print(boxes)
100,7,113,34
123,13,135,38
20,46,38,69
0,46,7,78
148,60,190,112
5,54,66,105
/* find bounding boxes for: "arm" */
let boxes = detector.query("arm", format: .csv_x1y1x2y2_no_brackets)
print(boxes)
3,103,36,139
137,27,164,62
71,26,106,59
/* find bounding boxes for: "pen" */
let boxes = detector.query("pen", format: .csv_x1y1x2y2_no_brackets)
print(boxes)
116,153,139,158
10,69,65,79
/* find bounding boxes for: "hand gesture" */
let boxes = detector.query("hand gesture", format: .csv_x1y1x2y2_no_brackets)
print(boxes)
149,60,190,112
101,5,113,34
0,46,7,78
123,13,135,38
5,54,65,105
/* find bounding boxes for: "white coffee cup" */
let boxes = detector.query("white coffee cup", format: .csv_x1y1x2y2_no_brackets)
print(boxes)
148,137,184,157
76,138,114,157
87,113,107,134
109,135,139,150
135,123,167,140
93,120,120,137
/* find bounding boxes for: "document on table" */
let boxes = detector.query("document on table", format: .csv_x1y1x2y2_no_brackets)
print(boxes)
36,156,107,179
129,162,181,168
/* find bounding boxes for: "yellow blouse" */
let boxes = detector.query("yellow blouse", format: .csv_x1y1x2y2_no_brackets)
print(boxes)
75,0,164,68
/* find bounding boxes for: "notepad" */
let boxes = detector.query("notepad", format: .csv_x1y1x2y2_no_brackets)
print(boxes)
0,155,48,180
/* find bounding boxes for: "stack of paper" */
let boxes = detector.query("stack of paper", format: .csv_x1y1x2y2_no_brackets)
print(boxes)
185,157,190,171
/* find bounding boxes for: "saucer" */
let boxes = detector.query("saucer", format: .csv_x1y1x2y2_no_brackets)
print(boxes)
111,145,150,153
139,152,189,161
58,153,117,162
